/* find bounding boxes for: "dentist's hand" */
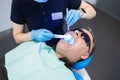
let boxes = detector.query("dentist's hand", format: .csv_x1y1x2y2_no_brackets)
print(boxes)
31,29,54,42
66,9,81,27
34,0,48,3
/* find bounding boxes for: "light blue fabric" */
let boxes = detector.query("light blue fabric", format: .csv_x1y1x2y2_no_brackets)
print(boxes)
5,41,75,80
66,9,81,27
31,29,54,42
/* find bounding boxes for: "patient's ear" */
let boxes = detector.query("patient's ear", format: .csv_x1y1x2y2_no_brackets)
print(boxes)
81,52,89,59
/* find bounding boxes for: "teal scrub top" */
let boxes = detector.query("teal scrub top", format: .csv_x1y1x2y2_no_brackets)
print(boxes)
5,41,75,80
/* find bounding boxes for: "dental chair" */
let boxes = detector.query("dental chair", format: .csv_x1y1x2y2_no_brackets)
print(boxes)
1,28,92,80
72,55,92,80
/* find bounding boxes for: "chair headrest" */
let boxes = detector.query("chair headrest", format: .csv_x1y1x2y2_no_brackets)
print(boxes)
73,55,93,70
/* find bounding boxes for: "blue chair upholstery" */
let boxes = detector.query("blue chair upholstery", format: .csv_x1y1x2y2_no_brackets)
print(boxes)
73,55,93,70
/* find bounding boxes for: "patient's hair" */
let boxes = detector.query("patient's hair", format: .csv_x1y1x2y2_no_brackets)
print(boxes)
71,26,95,56
59,26,96,70
59,57,74,70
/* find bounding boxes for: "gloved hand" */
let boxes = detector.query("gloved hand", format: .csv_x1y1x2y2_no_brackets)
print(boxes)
34,0,48,3
72,71,83,80
31,29,54,42
66,9,81,27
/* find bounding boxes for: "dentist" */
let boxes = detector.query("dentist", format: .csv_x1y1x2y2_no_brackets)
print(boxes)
11,0,96,48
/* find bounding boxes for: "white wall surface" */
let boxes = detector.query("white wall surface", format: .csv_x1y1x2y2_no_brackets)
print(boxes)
0,0,12,32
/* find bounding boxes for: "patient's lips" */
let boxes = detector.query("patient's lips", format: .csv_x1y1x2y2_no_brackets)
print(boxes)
64,34,74,45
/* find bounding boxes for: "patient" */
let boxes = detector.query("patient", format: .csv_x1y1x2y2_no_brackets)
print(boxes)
5,27,95,80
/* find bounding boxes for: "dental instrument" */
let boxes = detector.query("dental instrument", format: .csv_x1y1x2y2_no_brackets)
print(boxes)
54,34,74,44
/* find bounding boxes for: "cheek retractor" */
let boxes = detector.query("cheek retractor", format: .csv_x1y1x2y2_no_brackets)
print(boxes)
54,34,74,45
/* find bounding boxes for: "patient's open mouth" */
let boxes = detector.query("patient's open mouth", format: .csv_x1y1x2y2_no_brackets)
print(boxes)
63,34,74,45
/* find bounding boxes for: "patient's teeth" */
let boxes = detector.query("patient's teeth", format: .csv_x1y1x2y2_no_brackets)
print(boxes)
64,34,74,45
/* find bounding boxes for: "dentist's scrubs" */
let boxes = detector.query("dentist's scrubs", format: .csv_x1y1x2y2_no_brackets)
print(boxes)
5,41,75,80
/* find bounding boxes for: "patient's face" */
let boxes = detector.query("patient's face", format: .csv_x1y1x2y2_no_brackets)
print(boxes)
56,29,94,62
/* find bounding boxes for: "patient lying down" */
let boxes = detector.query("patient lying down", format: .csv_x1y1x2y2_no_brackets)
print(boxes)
5,27,95,80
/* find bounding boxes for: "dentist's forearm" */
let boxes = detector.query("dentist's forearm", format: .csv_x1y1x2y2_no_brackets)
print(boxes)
13,32,31,43
79,0,96,19
82,5,96,19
